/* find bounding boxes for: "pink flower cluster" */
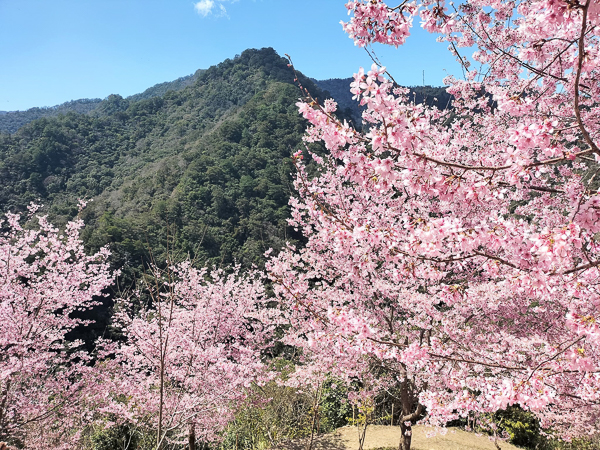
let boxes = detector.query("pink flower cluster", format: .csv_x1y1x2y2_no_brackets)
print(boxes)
270,0,600,441
0,212,272,448
0,210,113,448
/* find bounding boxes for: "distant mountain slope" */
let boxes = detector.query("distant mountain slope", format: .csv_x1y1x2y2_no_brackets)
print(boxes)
127,70,205,103
0,48,324,274
315,77,453,124
0,70,206,134
0,99,102,134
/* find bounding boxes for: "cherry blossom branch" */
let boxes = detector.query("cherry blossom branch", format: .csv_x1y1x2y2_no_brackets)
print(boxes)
428,353,526,371
573,0,600,156
562,259,600,275
524,336,586,384
416,147,594,172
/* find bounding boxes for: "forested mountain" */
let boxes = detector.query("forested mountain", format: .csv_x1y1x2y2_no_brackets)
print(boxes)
0,48,328,286
0,48,453,285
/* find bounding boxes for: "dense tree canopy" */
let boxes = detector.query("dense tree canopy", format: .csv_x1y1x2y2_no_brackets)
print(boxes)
268,2,600,450
0,48,325,283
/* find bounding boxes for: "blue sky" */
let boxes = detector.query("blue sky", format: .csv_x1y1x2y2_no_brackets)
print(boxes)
0,0,462,111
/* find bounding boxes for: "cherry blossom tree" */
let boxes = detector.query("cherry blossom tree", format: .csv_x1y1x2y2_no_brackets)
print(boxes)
269,1,600,448
0,206,113,449
98,263,272,450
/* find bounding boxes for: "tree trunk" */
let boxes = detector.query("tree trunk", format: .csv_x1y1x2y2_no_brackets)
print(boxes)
189,422,196,450
398,422,412,450
358,420,368,450
395,380,424,450
306,384,322,450
0,380,11,439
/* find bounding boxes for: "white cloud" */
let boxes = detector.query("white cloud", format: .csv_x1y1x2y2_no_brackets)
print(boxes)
194,0,216,17
194,0,231,18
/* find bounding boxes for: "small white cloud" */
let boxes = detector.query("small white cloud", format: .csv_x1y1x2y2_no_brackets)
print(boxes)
194,0,215,17
194,0,232,18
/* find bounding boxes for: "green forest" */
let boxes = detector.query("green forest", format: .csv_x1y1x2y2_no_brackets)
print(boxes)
0,47,449,284
0,49,314,274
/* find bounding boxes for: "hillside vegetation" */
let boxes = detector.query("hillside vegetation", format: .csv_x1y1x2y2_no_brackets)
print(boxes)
0,48,324,276
0,70,206,134
0,48,452,344
0,99,103,134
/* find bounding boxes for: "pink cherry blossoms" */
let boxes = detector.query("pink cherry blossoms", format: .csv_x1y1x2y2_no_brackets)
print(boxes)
96,264,273,449
3,2,600,449
269,0,600,447
0,208,272,449
0,209,113,449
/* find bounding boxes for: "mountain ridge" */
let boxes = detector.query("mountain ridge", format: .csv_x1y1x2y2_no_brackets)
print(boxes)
0,61,452,134
0,70,205,134
0,47,322,271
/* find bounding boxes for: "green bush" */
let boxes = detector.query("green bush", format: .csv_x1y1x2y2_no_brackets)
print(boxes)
319,380,353,432
494,405,540,448
90,424,139,450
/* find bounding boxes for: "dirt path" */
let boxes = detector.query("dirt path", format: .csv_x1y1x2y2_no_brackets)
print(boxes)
273,425,521,450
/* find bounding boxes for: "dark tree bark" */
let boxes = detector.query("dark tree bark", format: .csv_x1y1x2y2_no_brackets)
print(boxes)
397,380,424,450
188,421,196,450
399,421,412,450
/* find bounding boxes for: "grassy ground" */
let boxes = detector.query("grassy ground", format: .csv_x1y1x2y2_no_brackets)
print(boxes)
273,424,522,450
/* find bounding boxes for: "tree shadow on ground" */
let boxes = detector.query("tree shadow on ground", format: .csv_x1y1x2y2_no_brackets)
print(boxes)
273,432,347,450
